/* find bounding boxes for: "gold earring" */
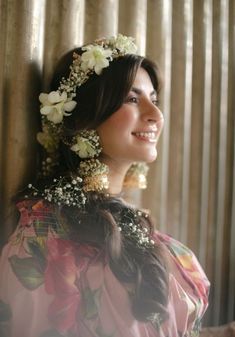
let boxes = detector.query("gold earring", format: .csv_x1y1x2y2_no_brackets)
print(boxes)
78,158,109,192
123,162,149,189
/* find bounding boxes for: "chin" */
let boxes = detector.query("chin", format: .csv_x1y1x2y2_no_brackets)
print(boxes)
145,157,157,164
141,149,158,163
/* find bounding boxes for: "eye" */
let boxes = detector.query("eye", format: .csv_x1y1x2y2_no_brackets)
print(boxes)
152,98,159,106
126,96,139,104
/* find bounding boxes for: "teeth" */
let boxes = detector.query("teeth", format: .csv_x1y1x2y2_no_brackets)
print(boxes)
134,132,156,139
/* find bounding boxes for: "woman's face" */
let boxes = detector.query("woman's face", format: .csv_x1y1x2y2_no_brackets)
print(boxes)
97,67,164,168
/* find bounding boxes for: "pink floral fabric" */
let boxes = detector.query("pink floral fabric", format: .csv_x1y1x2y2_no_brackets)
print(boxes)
0,200,210,337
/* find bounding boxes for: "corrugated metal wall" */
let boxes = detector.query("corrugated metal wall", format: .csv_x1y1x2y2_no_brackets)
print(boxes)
0,0,234,326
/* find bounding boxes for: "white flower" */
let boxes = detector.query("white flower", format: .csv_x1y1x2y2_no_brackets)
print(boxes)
111,34,137,54
70,137,97,158
39,91,77,124
81,45,113,75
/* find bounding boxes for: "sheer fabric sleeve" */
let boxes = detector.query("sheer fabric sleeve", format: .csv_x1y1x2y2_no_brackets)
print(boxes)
0,200,157,337
0,200,70,337
152,231,210,336
0,200,210,337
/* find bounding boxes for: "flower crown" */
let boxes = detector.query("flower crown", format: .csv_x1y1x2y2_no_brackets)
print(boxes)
37,34,138,176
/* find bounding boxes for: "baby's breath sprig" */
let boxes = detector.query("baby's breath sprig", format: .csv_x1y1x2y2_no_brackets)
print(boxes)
118,208,155,249
26,175,86,208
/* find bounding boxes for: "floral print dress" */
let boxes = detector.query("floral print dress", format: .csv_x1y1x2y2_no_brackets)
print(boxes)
0,200,210,337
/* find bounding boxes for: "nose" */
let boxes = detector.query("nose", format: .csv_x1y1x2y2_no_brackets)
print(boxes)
141,99,164,125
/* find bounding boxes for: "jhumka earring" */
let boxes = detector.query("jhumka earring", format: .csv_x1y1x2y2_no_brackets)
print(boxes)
69,129,109,192
79,159,109,192
123,162,149,189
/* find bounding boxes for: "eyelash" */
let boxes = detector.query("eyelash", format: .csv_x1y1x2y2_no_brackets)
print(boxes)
126,96,159,106
152,99,160,106
127,96,138,103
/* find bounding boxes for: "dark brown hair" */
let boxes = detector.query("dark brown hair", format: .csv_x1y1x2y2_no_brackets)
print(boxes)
45,49,169,321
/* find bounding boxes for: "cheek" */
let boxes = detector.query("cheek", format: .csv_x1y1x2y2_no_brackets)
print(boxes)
107,108,134,129
97,106,137,153
98,108,135,137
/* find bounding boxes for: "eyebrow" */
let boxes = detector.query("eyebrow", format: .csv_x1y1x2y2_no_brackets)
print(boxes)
130,86,157,97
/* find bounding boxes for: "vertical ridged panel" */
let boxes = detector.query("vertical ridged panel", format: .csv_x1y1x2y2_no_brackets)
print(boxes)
199,0,213,269
119,0,147,54
167,0,186,239
145,0,234,323
159,0,173,234
84,0,119,42
180,0,193,244
228,103,235,320
205,0,220,324
228,0,235,321
0,0,46,243
0,0,7,223
213,0,229,324
43,0,85,89
187,0,205,255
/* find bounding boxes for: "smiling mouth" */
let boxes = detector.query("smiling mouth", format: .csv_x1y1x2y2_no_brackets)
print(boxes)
132,131,157,142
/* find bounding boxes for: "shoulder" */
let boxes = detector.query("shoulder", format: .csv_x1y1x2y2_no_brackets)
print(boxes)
154,230,200,263
154,230,210,302
0,199,70,261
16,198,56,221
1,198,99,287
14,198,69,239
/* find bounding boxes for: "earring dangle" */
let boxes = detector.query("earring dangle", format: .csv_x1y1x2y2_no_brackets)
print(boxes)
78,159,109,192
123,162,149,189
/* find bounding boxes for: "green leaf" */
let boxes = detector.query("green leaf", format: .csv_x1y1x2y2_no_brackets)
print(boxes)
82,287,101,319
9,255,44,290
0,300,12,321
27,238,47,271
33,219,48,237
33,217,68,239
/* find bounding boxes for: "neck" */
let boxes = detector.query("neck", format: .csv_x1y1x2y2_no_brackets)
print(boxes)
100,157,132,194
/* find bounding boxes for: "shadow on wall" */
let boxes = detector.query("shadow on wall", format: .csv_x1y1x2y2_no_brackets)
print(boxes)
0,61,42,249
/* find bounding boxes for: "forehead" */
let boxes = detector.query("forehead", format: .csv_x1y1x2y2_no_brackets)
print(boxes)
131,67,155,93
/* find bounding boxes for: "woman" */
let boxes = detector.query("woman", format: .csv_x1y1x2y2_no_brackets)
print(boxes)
0,34,209,337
